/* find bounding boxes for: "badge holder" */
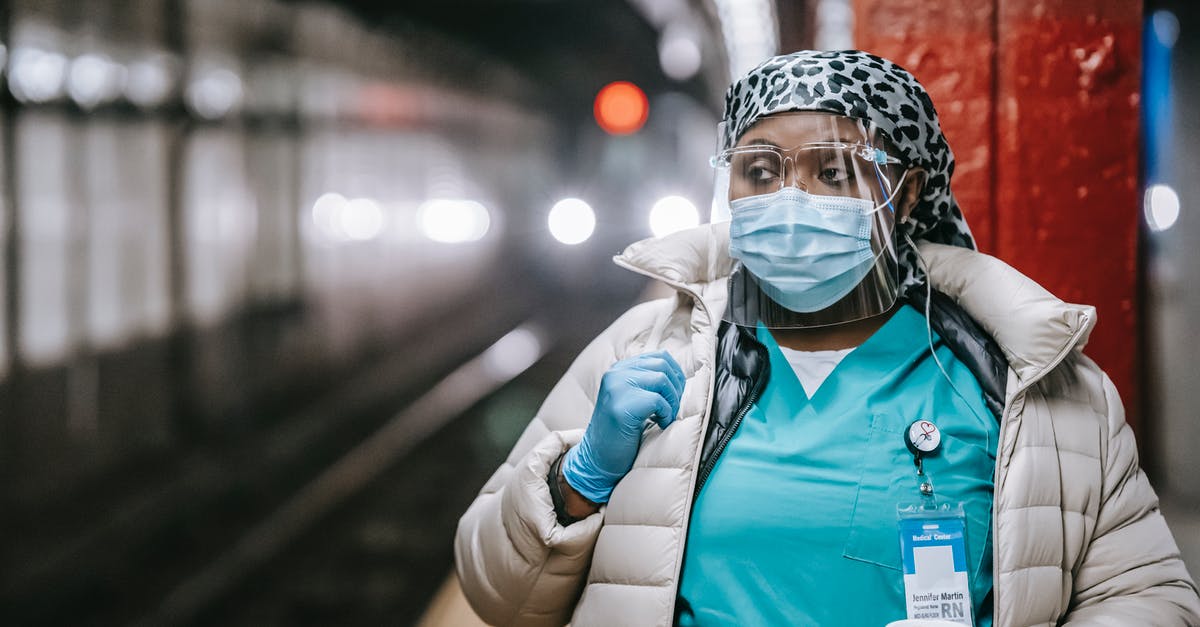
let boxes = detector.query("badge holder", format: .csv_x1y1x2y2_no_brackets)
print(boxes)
896,420,973,626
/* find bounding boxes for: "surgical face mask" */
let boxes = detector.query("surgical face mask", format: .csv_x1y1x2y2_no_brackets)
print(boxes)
729,186,884,313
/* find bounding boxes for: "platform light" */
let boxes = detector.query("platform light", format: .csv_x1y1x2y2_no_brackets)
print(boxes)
9,46,67,103
340,198,385,241
185,65,243,120
659,25,702,81
1145,184,1181,232
1152,10,1180,48
482,326,544,379
649,195,700,238
68,53,124,109
548,198,596,245
418,199,491,243
312,192,348,241
594,81,649,135
125,53,174,108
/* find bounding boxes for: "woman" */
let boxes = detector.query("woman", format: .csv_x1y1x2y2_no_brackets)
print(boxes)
454,50,1200,626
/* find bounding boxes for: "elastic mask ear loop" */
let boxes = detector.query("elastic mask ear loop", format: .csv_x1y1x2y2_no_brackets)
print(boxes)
903,232,990,434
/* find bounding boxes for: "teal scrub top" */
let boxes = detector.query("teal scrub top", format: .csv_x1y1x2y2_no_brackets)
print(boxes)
677,304,998,626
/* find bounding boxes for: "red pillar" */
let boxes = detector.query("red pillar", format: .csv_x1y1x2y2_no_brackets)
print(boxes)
854,0,1142,432
852,2,999,252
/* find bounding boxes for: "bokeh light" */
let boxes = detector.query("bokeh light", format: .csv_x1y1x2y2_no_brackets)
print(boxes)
312,192,348,241
1146,184,1181,232
67,53,124,109
481,327,544,379
418,199,491,243
659,27,702,81
1152,9,1180,48
547,198,596,245
185,66,243,119
649,195,700,238
340,198,385,241
125,53,174,108
9,47,68,103
593,81,649,135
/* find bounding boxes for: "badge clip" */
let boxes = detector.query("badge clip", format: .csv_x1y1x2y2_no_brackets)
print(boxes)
905,420,942,504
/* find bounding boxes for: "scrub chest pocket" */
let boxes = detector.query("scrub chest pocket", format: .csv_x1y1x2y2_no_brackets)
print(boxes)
843,412,995,609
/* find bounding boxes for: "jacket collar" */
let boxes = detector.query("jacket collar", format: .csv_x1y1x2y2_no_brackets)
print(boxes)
613,222,1096,389
913,241,1095,389
614,221,736,289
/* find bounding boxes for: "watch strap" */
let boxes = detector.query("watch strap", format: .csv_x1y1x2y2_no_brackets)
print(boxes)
547,452,583,526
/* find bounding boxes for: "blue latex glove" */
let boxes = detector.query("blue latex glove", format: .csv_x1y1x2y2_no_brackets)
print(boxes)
561,350,686,504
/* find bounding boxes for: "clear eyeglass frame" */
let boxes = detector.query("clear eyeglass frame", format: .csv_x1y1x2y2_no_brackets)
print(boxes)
711,141,907,203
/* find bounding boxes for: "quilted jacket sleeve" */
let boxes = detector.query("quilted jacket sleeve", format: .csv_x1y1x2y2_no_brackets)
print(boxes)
1063,373,1200,625
453,299,668,627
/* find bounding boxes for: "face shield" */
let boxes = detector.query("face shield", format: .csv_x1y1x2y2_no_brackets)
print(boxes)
711,112,912,329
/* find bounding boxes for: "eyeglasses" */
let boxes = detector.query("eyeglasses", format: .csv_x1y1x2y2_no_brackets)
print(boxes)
712,142,905,201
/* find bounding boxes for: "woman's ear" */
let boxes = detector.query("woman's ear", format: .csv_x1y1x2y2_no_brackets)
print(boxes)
896,168,926,224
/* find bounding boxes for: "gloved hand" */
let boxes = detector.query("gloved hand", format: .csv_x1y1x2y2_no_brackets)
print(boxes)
561,350,686,504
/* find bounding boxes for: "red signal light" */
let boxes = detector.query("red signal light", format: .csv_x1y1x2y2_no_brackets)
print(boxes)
594,81,648,135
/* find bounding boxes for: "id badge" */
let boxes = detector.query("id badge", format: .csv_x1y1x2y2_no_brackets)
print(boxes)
897,503,973,625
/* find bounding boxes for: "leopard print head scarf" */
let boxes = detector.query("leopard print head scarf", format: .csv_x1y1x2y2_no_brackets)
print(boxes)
721,50,975,295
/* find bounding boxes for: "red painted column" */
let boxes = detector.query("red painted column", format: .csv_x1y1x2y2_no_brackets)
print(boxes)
993,1,1142,429
853,1,998,252
854,0,1142,431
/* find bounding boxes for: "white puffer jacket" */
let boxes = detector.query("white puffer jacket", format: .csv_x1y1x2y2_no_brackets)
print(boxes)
455,222,1200,627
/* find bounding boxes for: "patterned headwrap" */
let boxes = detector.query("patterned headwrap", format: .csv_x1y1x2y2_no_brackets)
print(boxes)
722,50,975,294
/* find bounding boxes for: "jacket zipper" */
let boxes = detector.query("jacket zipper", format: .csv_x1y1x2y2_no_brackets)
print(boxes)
693,361,767,498
611,255,720,627
988,313,1091,625
990,384,1014,626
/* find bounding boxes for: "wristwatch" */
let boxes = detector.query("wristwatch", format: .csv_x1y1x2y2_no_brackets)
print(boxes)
547,452,584,526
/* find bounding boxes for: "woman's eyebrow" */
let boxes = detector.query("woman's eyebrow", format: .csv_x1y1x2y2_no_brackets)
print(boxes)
739,137,779,147
739,136,857,148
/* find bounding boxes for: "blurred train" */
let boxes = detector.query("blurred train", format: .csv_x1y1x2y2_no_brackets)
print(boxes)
0,0,723,620
0,0,712,501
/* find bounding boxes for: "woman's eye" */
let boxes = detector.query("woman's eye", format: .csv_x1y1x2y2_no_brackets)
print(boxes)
819,166,851,185
745,162,779,183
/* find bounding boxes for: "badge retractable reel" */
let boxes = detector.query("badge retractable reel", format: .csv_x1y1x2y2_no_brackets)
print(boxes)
896,419,974,625
904,419,941,501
